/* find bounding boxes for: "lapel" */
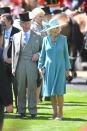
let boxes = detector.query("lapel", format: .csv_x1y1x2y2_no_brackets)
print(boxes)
9,26,20,47
7,27,20,57
20,31,22,49
10,26,18,37
15,31,22,52
9,27,16,47
29,30,37,44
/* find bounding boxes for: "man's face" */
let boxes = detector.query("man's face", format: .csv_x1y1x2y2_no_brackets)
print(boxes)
20,21,31,32
1,16,11,29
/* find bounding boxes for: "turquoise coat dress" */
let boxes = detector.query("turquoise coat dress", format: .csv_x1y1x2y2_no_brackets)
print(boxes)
38,34,71,96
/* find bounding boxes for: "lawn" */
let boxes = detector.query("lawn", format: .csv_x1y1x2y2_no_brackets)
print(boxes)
3,86,87,131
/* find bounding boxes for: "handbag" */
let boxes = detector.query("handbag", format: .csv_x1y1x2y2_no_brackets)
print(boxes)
66,75,73,83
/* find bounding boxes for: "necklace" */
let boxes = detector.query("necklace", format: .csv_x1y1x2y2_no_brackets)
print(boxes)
52,37,57,44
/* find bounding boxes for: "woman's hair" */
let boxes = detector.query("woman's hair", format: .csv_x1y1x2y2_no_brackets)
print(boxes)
0,23,3,36
32,7,45,19
47,27,61,35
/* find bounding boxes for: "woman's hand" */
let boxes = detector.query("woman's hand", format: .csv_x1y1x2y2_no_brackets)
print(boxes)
66,70,73,82
39,68,45,78
39,69,43,78
65,70,71,77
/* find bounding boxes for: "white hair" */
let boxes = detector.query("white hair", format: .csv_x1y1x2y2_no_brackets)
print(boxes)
32,7,45,19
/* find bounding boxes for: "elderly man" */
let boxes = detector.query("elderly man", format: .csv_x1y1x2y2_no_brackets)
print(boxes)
12,12,42,118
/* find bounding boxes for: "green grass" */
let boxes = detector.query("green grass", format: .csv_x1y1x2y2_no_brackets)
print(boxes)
3,87,87,131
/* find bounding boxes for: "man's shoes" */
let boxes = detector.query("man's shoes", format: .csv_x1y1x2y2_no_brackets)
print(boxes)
18,113,26,118
30,114,37,119
4,110,13,113
45,97,50,101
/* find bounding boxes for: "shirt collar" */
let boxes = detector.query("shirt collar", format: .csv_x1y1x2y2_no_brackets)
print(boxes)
23,30,31,35
5,26,12,34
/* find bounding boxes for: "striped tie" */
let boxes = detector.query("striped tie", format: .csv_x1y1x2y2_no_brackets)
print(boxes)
24,32,29,44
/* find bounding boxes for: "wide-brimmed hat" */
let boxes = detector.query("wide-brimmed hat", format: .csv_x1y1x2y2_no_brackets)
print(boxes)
19,12,32,22
42,18,66,32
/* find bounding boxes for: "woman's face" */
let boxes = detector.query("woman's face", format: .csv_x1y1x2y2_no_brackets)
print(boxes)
48,27,61,37
34,13,45,25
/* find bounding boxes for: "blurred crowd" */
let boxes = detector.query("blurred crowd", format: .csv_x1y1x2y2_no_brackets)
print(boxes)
0,0,87,17
0,0,87,130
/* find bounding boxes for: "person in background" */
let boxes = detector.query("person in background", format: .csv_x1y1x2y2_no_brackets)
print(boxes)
12,12,42,118
41,6,52,22
31,7,45,33
21,0,38,11
41,6,53,34
71,0,79,10
63,0,72,9
0,10,20,113
31,7,45,104
38,18,71,120
80,0,87,13
0,23,13,131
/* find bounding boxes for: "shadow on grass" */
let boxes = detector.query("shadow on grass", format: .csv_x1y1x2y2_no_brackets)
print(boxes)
62,117,87,122
4,113,52,120
64,103,87,106
39,103,51,106
36,117,87,121
64,101,87,106
4,113,87,121
65,101,87,104
37,106,52,109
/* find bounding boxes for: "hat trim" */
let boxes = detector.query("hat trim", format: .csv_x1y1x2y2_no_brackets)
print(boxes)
20,19,31,22
46,23,65,31
41,23,66,32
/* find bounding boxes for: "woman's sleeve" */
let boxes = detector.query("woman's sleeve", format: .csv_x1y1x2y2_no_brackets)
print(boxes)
38,37,46,69
64,36,71,70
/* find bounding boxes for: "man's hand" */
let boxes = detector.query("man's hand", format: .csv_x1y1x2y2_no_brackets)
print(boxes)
32,53,39,62
4,58,12,64
6,104,13,113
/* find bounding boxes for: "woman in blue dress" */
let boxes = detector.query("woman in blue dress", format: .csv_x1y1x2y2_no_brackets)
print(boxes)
38,18,71,120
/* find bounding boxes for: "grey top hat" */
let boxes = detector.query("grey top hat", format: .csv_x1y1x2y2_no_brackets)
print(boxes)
0,7,11,15
19,12,32,22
